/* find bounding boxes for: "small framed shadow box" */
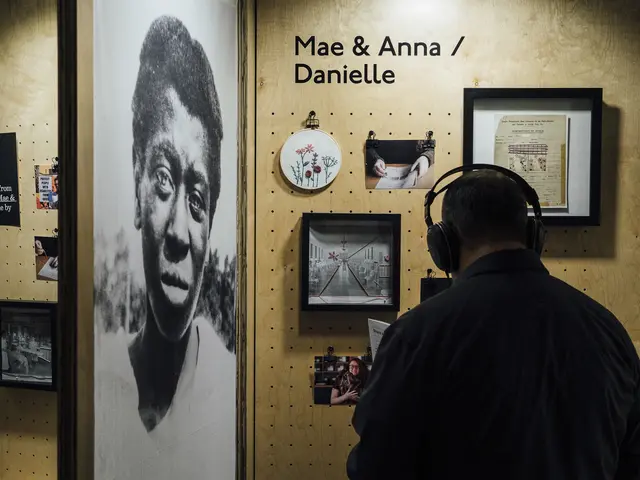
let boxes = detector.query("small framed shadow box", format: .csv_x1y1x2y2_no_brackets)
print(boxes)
0,300,57,391
300,212,401,312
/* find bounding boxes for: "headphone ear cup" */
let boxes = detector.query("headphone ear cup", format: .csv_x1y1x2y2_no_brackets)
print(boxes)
427,222,459,273
526,218,546,255
526,218,535,250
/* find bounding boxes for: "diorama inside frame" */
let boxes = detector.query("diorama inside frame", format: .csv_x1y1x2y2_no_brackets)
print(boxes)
463,87,603,226
0,300,56,391
300,213,401,311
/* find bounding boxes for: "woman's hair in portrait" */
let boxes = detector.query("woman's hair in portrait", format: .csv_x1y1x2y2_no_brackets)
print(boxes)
131,15,223,219
348,357,369,385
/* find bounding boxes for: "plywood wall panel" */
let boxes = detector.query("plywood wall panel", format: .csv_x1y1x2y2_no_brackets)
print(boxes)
253,0,640,478
0,1,58,479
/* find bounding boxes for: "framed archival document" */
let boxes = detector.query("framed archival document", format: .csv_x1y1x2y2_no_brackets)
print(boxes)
0,300,57,391
463,88,603,226
300,212,401,312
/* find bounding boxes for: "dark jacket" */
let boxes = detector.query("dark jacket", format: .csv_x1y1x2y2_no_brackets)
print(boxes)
347,249,640,480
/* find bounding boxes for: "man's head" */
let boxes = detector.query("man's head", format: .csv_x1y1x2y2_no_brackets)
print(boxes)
441,170,528,274
131,16,223,342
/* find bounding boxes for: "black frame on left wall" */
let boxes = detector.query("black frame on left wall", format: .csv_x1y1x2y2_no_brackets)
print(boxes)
0,300,57,391
57,0,78,479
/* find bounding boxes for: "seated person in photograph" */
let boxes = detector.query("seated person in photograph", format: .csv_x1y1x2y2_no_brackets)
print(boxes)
347,170,640,480
7,344,29,375
95,16,235,480
365,142,433,187
331,357,369,405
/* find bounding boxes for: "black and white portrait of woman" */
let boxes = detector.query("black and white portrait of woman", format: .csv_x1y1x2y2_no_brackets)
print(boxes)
93,1,237,479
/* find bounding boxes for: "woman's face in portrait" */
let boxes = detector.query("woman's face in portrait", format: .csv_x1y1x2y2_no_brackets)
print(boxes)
135,87,212,342
349,360,360,376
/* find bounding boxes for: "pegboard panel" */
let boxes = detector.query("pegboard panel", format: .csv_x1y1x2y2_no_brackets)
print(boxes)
253,0,640,478
0,1,58,479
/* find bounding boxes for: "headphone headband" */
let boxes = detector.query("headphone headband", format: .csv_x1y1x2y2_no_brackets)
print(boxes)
424,163,546,274
424,163,542,226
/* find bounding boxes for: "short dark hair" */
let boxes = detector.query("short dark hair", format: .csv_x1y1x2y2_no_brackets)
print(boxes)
131,15,222,217
442,170,528,247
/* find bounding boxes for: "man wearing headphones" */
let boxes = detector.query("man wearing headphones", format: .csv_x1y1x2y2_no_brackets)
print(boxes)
347,166,640,480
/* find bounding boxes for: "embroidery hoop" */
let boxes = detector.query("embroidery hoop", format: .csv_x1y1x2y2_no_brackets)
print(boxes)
279,112,342,191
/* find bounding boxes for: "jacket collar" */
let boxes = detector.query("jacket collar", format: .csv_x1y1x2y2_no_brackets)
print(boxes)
456,248,548,282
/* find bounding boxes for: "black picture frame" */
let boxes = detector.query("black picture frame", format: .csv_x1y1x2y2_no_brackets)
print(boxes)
462,87,603,226
300,212,401,312
0,300,57,391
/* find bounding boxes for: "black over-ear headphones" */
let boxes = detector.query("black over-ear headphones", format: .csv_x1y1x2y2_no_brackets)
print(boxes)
423,163,547,274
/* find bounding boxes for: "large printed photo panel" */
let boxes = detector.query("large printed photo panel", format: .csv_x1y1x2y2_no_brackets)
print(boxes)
93,1,238,479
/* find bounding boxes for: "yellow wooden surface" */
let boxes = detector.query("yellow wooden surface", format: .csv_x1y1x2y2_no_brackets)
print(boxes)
0,0,58,478
76,0,95,477
252,0,640,478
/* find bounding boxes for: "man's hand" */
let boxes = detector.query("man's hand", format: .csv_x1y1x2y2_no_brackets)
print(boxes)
374,159,386,177
410,155,430,178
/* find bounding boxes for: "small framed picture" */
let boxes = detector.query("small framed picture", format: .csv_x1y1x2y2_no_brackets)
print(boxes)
0,300,56,391
300,212,401,312
463,87,603,226
312,355,373,406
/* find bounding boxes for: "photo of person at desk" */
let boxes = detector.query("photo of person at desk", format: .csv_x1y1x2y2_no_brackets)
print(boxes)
365,137,436,190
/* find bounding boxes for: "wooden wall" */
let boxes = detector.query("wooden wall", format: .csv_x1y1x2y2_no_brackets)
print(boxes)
251,0,640,478
0,0,58,479
76,0,94,477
